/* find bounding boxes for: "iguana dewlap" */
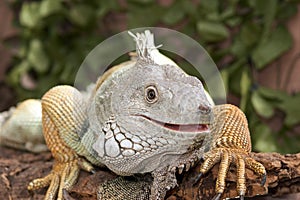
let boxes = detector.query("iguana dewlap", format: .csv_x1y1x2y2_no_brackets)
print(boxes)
6,30,265,200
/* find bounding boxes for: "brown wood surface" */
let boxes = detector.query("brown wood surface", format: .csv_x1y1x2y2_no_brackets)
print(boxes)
0,146,299,200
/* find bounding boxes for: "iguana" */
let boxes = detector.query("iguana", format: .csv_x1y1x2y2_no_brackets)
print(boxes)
2,30,266,200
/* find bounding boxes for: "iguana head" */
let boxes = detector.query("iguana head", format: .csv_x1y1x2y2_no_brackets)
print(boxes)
90,31,213,175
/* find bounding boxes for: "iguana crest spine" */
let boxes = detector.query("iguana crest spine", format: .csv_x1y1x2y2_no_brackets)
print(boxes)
128,30,162,64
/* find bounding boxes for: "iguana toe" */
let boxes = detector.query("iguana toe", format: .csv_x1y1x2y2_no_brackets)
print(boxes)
28,158,93,200
244,156,267,185
198,148,266,199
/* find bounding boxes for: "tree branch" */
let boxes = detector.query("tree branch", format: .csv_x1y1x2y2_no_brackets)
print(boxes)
0,146,299,199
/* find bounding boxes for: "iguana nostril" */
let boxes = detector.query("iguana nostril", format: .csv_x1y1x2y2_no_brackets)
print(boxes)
199,105,211,114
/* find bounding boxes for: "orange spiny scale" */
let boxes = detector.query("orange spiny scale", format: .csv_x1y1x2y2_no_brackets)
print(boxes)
213,104,251,152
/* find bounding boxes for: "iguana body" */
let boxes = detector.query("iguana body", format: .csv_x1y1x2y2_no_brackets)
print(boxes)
7,31,266,200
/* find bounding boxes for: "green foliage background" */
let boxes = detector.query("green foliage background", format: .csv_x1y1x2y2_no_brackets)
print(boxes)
7,0,300,153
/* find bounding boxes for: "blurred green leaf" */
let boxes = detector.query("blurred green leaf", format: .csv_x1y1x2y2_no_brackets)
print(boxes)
40,0,62,17
250,0,277,43
197,21,229,42
162,2,185,25
200,0,219,14
182,0,197,16
8,61,30,84
96,1,119,17
240,22,261,48
279,134,300,154
248,0,276,15
276,3,298,20
230,37,247,57
226,58,246,95
128,4,165,27
231,22,261,57
253,124,278,152
240,70,251,111
27,39,49,74
225,16,241,27
262,0,277,40
20,2,41,28
257,87,288,101
252,26,292,69
220,5,235,20
277,94,300,127
68,4,95,26
251,90,274,118
256,87,300,127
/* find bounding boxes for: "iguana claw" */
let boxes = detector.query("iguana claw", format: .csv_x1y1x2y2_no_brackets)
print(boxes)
261,173,267,186
212,193,222,200
192,172,203,185
212,192,244,200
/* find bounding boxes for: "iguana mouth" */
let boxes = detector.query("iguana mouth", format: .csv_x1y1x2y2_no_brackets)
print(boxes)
140,115,209,132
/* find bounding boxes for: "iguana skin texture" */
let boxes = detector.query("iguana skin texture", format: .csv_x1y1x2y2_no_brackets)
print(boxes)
97,176,151,200
26,31,266,200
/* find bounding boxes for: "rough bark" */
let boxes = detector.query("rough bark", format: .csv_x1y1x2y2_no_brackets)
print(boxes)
0,146,299,200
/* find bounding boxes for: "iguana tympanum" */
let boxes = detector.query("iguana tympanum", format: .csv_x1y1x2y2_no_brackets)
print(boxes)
5,30,266,200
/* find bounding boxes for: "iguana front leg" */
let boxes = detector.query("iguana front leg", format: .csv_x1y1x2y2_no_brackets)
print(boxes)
195,104,266,200
27,86,95,200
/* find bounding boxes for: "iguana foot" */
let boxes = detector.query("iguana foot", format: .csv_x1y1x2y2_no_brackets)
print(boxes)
194,104,266,199
28,157,94,200
195,147,266,199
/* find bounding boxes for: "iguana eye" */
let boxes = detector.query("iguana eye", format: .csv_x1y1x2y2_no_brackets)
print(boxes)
145,85,158,103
